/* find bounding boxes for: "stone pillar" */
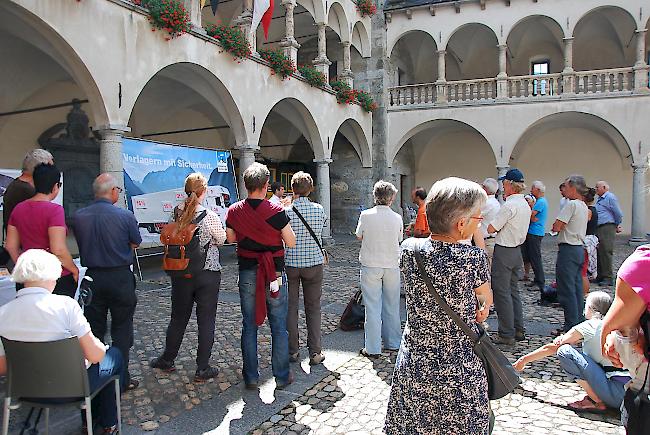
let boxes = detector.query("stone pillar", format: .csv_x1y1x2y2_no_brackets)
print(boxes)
314,158,332,240
234,144,259,199
184,0,202,29
496,44,508,99
99,126,130,208
233,9,256,53
279,0,300,64
435,49,447,103
630,163,648,243
562,37,575,95
496,165,509,204
312,23,331,82
633,29,649,92
340,41,354,87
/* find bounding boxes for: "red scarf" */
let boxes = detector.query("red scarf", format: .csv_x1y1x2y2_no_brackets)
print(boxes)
226,199,284,325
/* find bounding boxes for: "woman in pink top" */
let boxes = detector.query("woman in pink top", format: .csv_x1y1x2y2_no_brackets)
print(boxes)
4,164,79,297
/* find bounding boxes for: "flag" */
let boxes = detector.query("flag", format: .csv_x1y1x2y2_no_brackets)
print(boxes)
251,0,274,40
200,0,218,15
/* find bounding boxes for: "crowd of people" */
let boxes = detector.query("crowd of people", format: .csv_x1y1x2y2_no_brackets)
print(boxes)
0,149,647,435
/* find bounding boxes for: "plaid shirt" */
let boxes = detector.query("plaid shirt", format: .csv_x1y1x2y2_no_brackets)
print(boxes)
285,197,327,268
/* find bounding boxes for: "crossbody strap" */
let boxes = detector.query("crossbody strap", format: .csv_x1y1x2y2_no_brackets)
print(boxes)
413,249,479,343
292,206,324,253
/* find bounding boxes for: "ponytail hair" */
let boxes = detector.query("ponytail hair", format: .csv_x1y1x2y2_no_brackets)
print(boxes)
177,173,207,230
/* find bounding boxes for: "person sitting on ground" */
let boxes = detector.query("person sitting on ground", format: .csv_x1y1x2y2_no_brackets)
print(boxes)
0,249,123,434
513,291,630,412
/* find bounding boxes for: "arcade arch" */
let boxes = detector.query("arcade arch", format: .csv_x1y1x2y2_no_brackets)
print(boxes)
506,15,564,76
389,31,438,85
446,23,499,80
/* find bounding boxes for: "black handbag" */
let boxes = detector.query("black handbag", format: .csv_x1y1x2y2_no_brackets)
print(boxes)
413,250,520,400
339,289,364,331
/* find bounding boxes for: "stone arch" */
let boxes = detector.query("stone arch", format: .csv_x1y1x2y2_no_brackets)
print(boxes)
388,29,437,60
333,118,371,166
126,62,247,149
445,23,499,80
389,30,438,85
572,6,638,70
327,1,351,43
506,15,565,75
351,21,371,58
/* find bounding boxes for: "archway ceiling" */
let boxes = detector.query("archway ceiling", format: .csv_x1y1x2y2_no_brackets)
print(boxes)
574,10,635,50
447,25,497,66
259,112,303,146
391,32,437,76
258,4,316,46
507,19,563,58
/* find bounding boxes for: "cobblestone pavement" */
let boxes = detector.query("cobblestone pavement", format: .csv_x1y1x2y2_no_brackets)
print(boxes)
0,236,637,434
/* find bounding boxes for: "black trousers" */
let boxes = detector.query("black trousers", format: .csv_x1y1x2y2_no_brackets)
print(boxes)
16,274,77,297
522,234,545,289
84,266,137,390
162,270,221,370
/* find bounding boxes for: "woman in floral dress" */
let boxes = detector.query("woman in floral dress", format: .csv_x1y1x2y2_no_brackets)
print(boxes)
385,177,493,435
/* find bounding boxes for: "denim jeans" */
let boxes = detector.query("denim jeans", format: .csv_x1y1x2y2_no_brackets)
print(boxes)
359,266,402,354
238,267,290,385
87,346,124,427
556,244,585,331
556,344,628,409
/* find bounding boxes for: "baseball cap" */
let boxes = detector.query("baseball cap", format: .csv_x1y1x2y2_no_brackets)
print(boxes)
498,168,524,182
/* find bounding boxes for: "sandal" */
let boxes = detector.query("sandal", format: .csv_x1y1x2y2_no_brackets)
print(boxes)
568,396,607,414
125,379,139,391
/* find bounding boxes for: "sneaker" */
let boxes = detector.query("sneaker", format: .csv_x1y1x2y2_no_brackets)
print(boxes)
276,371,295,390
289,351,301,363
194,366,218,382
309,353,325,366
515,330,526,341
150,356,175,372
492,335,515,345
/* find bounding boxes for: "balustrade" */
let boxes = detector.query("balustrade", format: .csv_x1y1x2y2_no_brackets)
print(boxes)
574,68,634,94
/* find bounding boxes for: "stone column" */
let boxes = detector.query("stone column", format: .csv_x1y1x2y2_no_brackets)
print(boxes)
340,41,354,87
312,23,331,82
233,9,256,52
234,144,259,199
435,49,447,103
496,44,508,99
183,0,202,29
562,37,575,95
99,126,130,208
314,158,332,240
633,29,649,92
496,165,509,204
279,0,300,64
630,163,648,243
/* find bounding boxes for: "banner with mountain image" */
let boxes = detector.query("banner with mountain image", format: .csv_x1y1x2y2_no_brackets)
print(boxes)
122,138,238,245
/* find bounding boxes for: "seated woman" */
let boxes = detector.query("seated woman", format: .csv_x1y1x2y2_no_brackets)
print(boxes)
513,291,630,412
0,249,122,434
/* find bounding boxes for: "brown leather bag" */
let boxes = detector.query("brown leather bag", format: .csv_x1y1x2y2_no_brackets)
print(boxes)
160,210,207,278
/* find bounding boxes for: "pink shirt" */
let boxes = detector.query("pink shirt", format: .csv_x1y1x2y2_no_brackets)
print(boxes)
8,200,71,276
618,244,650,311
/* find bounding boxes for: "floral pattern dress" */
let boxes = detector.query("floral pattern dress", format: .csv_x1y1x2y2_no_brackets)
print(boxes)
385,238,490,435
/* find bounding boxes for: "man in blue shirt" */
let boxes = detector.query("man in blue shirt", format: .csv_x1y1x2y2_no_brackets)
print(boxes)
523,181,548,293
594,180,623,286
73,173,142,391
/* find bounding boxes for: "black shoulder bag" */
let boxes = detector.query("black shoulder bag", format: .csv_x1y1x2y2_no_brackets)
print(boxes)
413,250,520,400
623,311,650,435
292,206,329,265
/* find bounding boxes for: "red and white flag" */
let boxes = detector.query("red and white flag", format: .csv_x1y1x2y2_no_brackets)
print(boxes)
251,0,274,41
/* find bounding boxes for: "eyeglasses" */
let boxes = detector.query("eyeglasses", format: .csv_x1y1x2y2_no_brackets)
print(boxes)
469,216,484,221
56,181,62,188
114,186,123,193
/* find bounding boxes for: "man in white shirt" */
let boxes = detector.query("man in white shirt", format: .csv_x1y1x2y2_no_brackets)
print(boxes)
552,175,589,333
481,178,501,262
487,168,531,345
269,182,285,205
355,181,403,358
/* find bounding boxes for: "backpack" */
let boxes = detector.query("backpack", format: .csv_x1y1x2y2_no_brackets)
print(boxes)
160,209,208,279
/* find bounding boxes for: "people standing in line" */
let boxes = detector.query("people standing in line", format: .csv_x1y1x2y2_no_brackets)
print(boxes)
410,187,430,238
552,175,590,333
2,149,53,233
74,174,142,390
0,249,123,434
355,181,403,358
225,163,296,390
480,178,501,263
269,182,285,205
487,168,531,345
594,181,623,287
284,172,327,366
150,173,226,382
4,163,79,297
582,187,599,295
523,181,548,293
385,177,492,435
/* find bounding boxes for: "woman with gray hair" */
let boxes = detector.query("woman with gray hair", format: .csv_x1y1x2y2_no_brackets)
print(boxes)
385,177,493,435
514,291,630,412
355,180,403,358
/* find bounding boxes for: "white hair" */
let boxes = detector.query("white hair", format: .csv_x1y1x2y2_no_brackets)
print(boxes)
597,180,610,190
373,180,398,206
532,180,545,193
11,249,62,284
426,177,487,235
93,174,117,196
22,149,53,174
482,178,498,195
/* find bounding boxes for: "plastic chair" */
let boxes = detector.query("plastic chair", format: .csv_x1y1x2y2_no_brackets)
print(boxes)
1,337,121,435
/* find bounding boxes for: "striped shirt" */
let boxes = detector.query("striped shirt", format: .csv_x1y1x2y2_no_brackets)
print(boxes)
285,197,327,268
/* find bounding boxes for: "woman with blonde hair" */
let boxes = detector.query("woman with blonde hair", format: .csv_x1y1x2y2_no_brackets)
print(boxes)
150,173,227,382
